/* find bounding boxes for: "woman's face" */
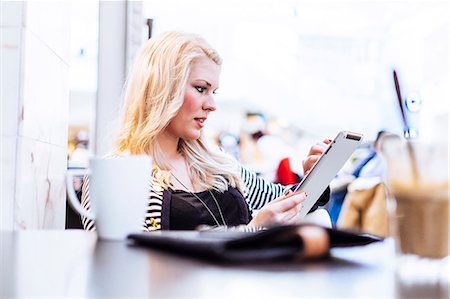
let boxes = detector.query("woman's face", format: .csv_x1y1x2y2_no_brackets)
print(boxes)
166,56,220,141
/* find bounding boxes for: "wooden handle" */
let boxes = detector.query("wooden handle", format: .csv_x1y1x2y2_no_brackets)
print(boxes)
297,226,330,259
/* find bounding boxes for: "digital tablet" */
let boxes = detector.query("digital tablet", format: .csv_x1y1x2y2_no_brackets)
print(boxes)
294,131,363,219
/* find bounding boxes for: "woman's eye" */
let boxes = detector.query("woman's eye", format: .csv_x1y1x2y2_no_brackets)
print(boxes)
195,86,206,93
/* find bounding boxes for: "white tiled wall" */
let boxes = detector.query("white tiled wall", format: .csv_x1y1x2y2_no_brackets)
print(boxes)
21,28,69,146
24,1,71,63
1,2,70,230
14,139,67,229
0,137,17,229
0,1,24,27
0,27,21,137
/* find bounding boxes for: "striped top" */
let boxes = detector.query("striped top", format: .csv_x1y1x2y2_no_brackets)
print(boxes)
81,165,328,232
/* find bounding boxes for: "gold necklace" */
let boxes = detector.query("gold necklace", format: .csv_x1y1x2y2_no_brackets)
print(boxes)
171,173,227,227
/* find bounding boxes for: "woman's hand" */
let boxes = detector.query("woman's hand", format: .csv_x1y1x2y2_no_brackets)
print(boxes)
302,139,332,176
248,190,307,227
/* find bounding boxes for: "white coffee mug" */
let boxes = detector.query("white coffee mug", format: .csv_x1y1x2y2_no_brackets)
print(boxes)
66,155,151,240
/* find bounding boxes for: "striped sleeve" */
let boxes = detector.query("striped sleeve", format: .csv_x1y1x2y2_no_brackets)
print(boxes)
240,165,291,210
80,175,96,231
143,175,164,231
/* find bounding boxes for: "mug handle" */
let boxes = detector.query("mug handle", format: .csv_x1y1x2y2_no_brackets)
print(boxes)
66,168,96,220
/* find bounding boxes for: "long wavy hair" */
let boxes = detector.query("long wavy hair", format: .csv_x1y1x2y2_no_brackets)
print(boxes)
114,31,242,192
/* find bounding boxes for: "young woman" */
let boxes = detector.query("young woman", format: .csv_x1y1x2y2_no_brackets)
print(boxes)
81,31,330,231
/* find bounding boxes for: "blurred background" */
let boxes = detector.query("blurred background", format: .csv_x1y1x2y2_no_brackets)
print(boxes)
1,0,448,230
68,0,448,159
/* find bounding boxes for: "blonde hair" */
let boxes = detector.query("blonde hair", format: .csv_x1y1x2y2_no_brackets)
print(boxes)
114,31,242,192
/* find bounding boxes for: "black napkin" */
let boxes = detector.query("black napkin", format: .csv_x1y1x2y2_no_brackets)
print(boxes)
127,224,383,263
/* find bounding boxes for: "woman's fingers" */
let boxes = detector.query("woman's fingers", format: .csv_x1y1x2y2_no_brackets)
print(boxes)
303,139,331,175
308,144,326,156
250,192,307,227
302,155,321,175
275,192,307,212
281,202,304,224
268,190,293,205
277,189,293,201
307,139,331,157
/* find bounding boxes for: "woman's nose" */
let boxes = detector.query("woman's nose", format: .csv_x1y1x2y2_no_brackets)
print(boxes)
202,95,216,112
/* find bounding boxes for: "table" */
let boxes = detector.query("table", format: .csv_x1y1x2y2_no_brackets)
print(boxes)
1,230,448,298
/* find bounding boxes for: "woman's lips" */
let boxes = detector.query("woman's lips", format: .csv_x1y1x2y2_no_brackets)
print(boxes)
194,117,206,128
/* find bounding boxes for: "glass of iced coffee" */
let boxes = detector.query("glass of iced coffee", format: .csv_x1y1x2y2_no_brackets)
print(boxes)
381,135,449,297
